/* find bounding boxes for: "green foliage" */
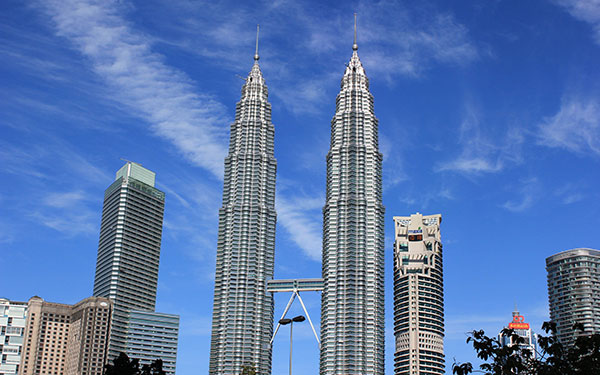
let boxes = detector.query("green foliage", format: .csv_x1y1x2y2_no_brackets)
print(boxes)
104,352,166,375
141,359,166,375
104,352,140,375
453,321,600,375
240,364,257,375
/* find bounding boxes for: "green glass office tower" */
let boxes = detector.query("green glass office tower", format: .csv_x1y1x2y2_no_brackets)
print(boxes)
93,162,166,359
320,36,386,374
209,48,277,374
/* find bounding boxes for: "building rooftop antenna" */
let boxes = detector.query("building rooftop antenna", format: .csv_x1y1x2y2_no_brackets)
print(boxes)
120,158,142,166
254,24,260,61
353,13,358,51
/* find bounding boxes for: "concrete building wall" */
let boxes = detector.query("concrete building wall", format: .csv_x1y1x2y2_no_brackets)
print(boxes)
393,213,444,375
0,299,27,375
18,296,111,375
546,248,600,346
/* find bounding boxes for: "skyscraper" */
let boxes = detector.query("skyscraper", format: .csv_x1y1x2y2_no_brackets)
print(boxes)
93,162,179,374
94,161,165,358
498,308,537,359
209,32,277,375
546,248,600,346
393,213,444,375
320,21,386,374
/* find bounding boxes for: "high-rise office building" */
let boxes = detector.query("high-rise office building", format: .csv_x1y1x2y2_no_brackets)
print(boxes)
209,35,277,375
393,213,444,375
320,25,386,374
124,311,179,374
0,298,27,375
546,248,600,346
498,308,537,359
19,296,112,375
93,162,179,373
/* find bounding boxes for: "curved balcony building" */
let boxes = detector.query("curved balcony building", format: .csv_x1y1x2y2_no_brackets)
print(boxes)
546,248,600,346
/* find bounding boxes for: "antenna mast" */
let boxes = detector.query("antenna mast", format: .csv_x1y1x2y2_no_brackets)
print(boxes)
254,24,260,61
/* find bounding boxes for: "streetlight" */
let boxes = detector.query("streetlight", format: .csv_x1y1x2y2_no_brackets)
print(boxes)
278,315,305,375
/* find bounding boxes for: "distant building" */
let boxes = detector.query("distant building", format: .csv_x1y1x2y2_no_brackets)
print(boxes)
124,311,179,375
93,162,178,373
18,296,112,375
546,248,600,346
0,298,27,375
393,213,444,375
499,308,537,359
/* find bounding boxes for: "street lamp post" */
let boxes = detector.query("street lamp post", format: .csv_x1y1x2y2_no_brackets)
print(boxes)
278,315,305,375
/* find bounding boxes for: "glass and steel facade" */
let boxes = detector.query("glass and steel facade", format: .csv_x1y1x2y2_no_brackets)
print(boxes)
93,162,178,371
209,53,277,374
546,248,600,346
320,41,386,374
393,213,444,375
125,310,179,374
0,299,26,375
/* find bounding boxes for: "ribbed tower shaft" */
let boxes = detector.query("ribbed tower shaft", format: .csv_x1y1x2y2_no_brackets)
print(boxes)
320,47,385,374
209,58,277,375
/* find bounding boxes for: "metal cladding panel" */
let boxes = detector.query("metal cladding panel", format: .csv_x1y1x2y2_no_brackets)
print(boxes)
209,58,277,375
320,47,386,375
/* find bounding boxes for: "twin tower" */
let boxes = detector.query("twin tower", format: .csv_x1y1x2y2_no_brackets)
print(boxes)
209,25,385,374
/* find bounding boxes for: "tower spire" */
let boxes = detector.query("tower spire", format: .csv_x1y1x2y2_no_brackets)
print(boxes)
254,24,260,61
353,13,358,51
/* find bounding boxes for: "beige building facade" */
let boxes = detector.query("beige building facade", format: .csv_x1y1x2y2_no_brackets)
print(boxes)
19,296,111,375
393,213,445,375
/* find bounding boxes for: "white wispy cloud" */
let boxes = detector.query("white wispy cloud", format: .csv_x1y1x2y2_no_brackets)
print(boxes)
43,191,89,208
358,5,479,78
554,182,586,204
537,96,600,155
436,103,524,174
36,0,329,263
502,177,539,212
276,194,323,261
140,0,478,114
554,0,600,44
40,0,229,179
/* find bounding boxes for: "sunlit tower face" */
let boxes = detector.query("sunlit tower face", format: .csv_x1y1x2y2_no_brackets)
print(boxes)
208,44,278,375
320,33,386,374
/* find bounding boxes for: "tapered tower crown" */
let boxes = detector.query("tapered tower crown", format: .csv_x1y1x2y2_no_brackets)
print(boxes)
209,32,277,375
320,15,385,374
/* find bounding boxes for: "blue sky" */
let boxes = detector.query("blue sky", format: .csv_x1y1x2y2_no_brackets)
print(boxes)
1,0,600,373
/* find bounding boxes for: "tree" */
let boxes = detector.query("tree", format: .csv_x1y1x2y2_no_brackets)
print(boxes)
141,359,166,375
104,352,140,375
452,321,600,375
240,364,257,375
104,353,167,375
